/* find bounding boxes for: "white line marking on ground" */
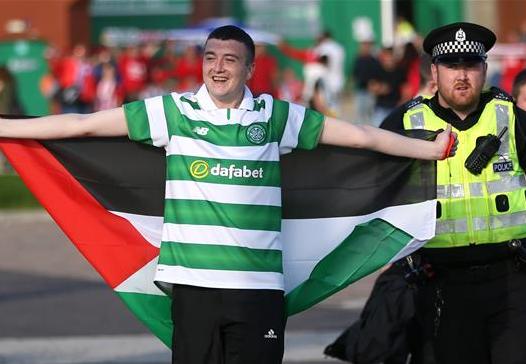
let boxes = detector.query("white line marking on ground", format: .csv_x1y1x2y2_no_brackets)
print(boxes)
0,331,343,363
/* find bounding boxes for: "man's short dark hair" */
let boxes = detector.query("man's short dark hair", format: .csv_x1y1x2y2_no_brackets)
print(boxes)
419,54,433,87
512,69,526,100
206,25,255,64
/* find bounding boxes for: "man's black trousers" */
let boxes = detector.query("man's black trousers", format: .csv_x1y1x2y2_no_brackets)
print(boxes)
171,284,285,364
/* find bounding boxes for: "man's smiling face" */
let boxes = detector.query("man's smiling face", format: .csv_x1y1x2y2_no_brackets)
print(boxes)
202,38,254,109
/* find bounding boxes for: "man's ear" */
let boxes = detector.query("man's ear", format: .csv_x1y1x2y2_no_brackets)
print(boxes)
431,63,438,84
482,61,488,84
246,61,255,81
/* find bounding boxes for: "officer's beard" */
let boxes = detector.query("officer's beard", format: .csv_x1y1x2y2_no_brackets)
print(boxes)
438,81,481,116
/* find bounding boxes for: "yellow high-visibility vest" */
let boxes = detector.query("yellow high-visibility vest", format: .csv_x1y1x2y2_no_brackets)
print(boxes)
403,97,526,248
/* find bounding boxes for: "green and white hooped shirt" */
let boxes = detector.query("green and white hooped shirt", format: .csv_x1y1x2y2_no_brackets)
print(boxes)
124,85,324,291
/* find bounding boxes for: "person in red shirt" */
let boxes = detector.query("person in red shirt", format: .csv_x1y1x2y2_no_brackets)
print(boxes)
500,57,526,94
118,45,148,102
172,44,202,93
247,43,279,96
398,42,421,102
94,62,124,111
512,68,526,110
57,44,96,114
277,67,303,103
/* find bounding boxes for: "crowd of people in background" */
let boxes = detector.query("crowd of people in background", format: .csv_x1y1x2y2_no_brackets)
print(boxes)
42,41,205,115
37,38,308,117
3,19,526,173
0,29,348,120
4,18,526,122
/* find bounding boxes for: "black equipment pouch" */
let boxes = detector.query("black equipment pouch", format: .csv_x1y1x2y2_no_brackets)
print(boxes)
465,127,508,175
399,254,434,287
508,239,526,268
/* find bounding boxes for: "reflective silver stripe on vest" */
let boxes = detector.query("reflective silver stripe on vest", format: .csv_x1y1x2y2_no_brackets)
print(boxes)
409,110,425,129
436,184,448,199
436,218,468,234
473,216,488,231
438,211,526,235
470,182,484,197
487,174,526,195
472,211,526,231
495,104,510,156
437,175,525,199
436,184,465,199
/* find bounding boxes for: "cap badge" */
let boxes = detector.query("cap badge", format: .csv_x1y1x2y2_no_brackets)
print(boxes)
455,28,466,42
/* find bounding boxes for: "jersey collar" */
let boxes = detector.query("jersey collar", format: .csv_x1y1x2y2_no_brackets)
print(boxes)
195,84,255,111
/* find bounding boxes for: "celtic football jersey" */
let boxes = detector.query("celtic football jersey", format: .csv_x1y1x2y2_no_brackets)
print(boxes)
124,85,324,290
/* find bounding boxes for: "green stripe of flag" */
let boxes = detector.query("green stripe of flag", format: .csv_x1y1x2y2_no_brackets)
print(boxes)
167,155,281,187
296,109,324,150
123,100,153,145
285,218,412,315
164,199,282,231
158,242,283,273
116,291,173,347
112,218,419,351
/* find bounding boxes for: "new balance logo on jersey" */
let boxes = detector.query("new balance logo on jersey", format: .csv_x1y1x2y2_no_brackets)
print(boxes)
264,329,278,339
192,126,209,136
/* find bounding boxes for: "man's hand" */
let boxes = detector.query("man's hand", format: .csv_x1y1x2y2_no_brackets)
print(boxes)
320,117,457,161
435,125,458,159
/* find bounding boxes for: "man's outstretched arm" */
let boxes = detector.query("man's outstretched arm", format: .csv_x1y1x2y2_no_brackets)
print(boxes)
0,108,128,139
320,117,454,160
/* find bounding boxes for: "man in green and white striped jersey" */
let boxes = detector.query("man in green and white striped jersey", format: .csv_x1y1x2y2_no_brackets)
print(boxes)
0,25,455,364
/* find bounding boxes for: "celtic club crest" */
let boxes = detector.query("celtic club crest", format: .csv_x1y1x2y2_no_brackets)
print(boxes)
246,124,267,145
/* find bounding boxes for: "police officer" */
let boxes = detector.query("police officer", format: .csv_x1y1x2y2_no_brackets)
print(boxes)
382,22,526,364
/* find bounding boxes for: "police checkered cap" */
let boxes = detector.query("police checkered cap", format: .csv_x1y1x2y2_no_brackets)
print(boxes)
423,22,496,63
432,40,486,58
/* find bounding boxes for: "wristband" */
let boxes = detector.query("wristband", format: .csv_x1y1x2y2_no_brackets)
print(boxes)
442,134,455,160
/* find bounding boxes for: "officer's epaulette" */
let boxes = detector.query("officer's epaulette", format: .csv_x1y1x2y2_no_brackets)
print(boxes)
489,86,513,102
404,95,428,111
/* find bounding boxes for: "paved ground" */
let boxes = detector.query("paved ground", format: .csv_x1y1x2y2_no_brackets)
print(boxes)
0,210,377,364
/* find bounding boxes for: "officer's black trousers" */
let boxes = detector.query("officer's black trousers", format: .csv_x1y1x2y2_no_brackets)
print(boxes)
171,284,285,364
414,261,526,364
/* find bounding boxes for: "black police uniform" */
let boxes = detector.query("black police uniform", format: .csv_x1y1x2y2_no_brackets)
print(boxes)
381,22,526,364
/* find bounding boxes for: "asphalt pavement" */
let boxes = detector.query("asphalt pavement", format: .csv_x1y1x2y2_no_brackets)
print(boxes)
0,210,376,364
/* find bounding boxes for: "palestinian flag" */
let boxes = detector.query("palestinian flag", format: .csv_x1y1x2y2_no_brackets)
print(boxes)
0,129,437,347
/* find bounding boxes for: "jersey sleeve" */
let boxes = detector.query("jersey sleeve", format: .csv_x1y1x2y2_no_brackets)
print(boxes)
123,96,170,147
272,99,324,154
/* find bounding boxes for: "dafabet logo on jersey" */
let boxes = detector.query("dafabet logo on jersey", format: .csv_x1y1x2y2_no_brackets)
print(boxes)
189,160,210,179
189,160,264,180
